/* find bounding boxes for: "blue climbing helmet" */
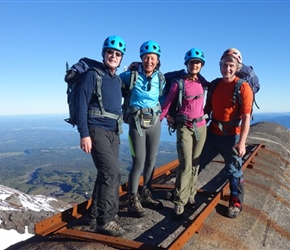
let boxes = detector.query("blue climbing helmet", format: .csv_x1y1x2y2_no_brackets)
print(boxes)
139,40,161,58
184,48,205,65
102,35,126,55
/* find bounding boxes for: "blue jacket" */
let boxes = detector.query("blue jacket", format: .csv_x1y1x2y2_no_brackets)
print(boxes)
75,65,122,138
119,65,165,109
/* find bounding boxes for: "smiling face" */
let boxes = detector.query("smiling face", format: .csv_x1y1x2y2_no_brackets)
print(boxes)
141,53,159,76
103,49,123,72
187,59,203,75
220,56,239,82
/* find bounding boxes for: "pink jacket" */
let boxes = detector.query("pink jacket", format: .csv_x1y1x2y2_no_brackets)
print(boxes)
160,78,207,128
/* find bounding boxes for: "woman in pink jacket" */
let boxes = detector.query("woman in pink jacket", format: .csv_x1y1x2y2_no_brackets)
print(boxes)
160,48,208,219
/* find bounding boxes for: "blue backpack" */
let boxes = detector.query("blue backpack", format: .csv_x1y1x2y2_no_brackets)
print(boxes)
64,57,122,126
236,64,260,109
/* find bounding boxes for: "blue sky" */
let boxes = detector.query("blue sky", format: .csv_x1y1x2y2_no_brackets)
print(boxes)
1,0,290,116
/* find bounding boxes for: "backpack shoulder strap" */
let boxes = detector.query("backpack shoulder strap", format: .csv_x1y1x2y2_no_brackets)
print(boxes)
121,69,138,123
87,67,121,121
197,73,208,91
123,69,138,105
233,78,245,106
158,71,165,96
176,78,185,108
184,75,206,101
129,70,138,90
204,78,221,118
210,77,221,91
207,78,221,101
91,67,106,114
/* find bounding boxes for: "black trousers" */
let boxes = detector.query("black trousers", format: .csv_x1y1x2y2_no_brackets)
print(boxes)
89,126,121,226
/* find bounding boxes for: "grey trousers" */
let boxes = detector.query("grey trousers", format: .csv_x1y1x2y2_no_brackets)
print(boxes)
127,116,161,194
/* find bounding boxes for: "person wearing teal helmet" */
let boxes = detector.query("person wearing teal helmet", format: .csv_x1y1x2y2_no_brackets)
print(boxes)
139,40,161,58
101,35,126,68
119,40,165,218
184,48,205,66
160,48,208,219
71,35,126,236
102,35,126,55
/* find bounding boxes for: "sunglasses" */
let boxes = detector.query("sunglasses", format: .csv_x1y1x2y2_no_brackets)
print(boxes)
106,49,122,57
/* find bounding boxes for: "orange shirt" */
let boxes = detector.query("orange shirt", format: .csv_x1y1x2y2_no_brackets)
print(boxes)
209,77,253,135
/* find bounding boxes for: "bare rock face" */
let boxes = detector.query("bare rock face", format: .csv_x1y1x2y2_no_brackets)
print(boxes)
248,121,290,161
0,210,56,234
0,185,71,234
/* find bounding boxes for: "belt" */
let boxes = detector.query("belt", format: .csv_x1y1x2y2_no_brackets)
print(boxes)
138,114,153,119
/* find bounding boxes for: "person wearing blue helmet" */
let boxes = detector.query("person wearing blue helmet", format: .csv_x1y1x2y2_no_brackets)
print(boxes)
102,35,126,62
119,40,165,218
160,48,209,219
184,48,205,66
73,35,126,236
139,40,161,58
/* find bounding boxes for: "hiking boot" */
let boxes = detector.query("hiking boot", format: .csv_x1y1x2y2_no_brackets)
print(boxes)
128,193,146,218
85,217,96,227
86,214,118,227
166,190,174,201
173,204,184,219
227,204,242,218
96,221,125,237
141,188,163,209
187,196,195,205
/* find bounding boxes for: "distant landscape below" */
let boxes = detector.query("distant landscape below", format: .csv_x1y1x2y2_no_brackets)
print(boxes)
0,112,289,204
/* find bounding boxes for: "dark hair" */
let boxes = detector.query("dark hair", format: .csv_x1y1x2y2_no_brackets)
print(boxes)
155,60,161,70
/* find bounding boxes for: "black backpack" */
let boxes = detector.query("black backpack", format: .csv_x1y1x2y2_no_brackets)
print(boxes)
64,57,121,127
160,69,186,114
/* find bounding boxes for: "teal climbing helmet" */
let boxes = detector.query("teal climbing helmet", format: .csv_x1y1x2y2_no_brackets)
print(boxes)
184,48,205,65
102,35,126,55
140,40,161,58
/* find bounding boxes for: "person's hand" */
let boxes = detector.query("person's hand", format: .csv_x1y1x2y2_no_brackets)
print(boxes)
80,137,92,153
234,143,246,157
166,115,174,125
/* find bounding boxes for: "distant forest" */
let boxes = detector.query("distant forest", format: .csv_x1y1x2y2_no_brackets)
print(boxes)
0,116,177,203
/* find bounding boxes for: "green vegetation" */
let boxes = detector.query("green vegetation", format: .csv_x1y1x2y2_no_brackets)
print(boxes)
0,142,176,204
0,123,177,204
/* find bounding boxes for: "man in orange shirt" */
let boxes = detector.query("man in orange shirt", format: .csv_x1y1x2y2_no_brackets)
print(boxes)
201,48,253,218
